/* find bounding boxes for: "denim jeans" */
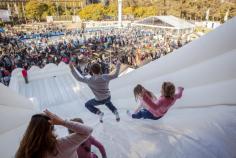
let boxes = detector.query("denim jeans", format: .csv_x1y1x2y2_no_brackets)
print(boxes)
132,109,161,120
85,96,117,114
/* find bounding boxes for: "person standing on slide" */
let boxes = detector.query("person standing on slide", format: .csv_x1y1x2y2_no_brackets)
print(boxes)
69,61,121,123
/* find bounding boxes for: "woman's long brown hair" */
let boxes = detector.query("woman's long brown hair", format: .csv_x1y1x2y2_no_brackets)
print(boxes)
15,114,58,158
134,84,156,101
161,82,175,99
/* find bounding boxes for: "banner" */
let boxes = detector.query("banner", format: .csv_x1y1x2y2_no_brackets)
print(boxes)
72,16,81,23
0,9,11,22
46,16,53,23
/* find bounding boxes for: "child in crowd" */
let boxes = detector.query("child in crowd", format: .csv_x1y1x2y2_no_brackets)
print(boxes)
128,82,184,120
15,109,93,158
69,61,121,123
68,118,107,158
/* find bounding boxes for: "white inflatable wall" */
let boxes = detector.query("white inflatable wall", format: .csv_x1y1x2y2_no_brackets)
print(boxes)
0,84,38,158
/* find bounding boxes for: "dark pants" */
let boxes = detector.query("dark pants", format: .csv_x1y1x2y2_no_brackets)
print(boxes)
132,109,161,120
85,96,117,114
24,76,29,84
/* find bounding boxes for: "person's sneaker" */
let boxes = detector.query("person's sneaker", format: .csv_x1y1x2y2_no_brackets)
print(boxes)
98,112,104,123
114,111,120,122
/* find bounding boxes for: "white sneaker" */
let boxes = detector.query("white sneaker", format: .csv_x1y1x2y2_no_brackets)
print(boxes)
98,112,104,123
114,111,120,122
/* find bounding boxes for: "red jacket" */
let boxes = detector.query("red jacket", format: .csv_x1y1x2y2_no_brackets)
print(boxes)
22,69,27,77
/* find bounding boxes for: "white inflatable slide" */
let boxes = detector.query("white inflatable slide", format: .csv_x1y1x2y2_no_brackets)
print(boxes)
1,17,236,158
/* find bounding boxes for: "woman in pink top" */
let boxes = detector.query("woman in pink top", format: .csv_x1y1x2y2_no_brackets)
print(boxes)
141,82,184,118
15,109,93,158
68,118,107,158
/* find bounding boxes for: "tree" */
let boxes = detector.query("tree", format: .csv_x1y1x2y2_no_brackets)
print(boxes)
123,7,135,16
25,0,48,21
143,6,158,17
134,7,146,17
79,3,105,20
105,2,118,18
44,2,58,16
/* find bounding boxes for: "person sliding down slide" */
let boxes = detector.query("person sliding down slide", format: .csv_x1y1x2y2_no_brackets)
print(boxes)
69,61,121,123
127,84,160,120
127,82,184,120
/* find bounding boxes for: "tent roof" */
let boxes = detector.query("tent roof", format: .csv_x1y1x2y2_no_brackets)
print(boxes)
134,15,195,29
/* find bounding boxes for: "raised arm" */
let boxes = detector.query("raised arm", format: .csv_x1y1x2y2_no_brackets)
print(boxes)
59,120,93,145
90,136,107,158
69,63,90,83
104,61,121,80
174,87,184,99
44,110,93,150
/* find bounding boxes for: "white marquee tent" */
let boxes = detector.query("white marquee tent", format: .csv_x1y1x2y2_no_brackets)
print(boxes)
132,15,195,35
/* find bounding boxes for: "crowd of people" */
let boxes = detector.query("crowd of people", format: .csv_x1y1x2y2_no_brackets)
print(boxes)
0,24,190,86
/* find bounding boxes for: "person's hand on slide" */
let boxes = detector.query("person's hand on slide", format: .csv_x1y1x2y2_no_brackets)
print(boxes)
44,109,65,126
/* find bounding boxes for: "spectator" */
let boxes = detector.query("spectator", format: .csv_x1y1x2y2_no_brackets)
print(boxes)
22,66,28,84
15,109,93,158
68,118,107,158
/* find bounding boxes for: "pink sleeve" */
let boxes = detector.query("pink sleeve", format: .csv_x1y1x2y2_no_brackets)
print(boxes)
57,120,93,151
174,87,184,99
90,136,107,158
143,93,161,111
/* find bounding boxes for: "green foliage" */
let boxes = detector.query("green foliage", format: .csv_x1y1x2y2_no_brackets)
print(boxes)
25,1,66,21
123,0,236,21
24,0,236,22
63,9,74,16
79,3,105,20
133,7,146,17
123,7,135,15
105,3,118,18
0,20,4,27
44,2,57,16
25,0,48,21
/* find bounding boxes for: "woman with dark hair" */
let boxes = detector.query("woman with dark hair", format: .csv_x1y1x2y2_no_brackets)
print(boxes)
15,109,93,158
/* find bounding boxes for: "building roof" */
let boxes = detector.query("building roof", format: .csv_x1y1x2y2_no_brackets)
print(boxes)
134,15,195,29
